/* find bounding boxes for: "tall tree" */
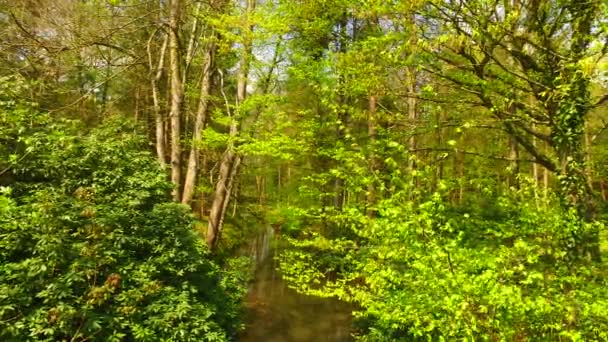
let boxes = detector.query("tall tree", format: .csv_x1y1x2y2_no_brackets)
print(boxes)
207,0,255,249
148,32,169,166
168,0,184,200
421,0,607,257
182,38,215,204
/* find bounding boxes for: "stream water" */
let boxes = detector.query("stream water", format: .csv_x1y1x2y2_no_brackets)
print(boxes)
238,227,353,342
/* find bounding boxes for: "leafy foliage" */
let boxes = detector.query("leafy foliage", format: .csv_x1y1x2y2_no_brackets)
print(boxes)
3,0,608,340
280,179,608,340
268,1,608,339
0,90,244,341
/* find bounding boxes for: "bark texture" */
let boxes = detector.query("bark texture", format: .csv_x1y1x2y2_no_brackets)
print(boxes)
168,0,184,200
182,41,215,204
148,33,168,167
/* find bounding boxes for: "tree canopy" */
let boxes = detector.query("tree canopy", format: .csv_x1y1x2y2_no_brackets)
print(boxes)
1,0,608,340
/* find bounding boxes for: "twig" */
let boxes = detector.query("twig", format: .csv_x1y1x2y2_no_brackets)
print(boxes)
0,151,32,177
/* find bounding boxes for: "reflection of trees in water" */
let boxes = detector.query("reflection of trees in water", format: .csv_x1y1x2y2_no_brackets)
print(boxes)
240,227,353,342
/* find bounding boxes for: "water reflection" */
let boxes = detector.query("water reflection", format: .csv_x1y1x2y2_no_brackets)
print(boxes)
239,227,353,342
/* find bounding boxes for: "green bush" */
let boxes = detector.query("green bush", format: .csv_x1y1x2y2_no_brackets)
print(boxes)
0,96,243,341
280,182,608,341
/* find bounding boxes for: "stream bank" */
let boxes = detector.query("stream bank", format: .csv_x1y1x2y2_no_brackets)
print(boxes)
238,227,353,342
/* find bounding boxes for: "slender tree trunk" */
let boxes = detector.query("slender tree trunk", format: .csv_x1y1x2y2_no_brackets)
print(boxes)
406,14,418,175
507,136,519,188
506,103,520,188
101,54,111,112
333,17,348,211
134,87,140,121
207,0,255,249
169,0,184,200
532,124,539,184
199,153,208,217
286,163,291,204
584,121,594,192
182,2,201,86
256,174,264,205
224,155,242,219
543,167,549,197
277,165,281,193
434,110,444,191
148,33,168,166
207,122,242,248
207,146,239,248
182,41,215,204
458,152,465,203
367,95,378,217
407,68,417,172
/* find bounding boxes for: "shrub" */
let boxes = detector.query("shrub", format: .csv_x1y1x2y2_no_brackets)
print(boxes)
280,182,608,341
0,100,242,341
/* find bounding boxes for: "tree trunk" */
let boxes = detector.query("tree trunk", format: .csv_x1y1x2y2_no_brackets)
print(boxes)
181,41,215,204
406,14,418,175
134,87,140,121
207,0,255,249
148,33,168,167
434,110,444,192
168,0,184,200
455,150,464,204
277,165,281,193
256,174,265,205
224,155,242,220
549,2,598,259
543,167,549,197
367,95,378,217
407,68,417,173
584,121,594,192
207,146,240,248
532,123,539,189
207,119,243,248
507,135,519,188
199,153,208,217
182,2,201,86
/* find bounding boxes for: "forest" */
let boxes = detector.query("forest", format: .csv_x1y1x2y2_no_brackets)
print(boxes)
1,0,608,341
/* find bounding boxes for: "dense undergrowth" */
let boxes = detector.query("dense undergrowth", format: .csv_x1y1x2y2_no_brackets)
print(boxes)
279,175,608,341
0,79,248,341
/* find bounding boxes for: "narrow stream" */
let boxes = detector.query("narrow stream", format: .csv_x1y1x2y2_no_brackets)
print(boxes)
239,227,353,342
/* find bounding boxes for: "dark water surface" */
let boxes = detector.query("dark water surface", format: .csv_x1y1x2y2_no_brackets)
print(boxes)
239,228,353,342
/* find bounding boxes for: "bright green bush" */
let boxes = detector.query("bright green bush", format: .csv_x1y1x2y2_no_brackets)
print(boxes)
0,92,244,341
280,182,608,341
